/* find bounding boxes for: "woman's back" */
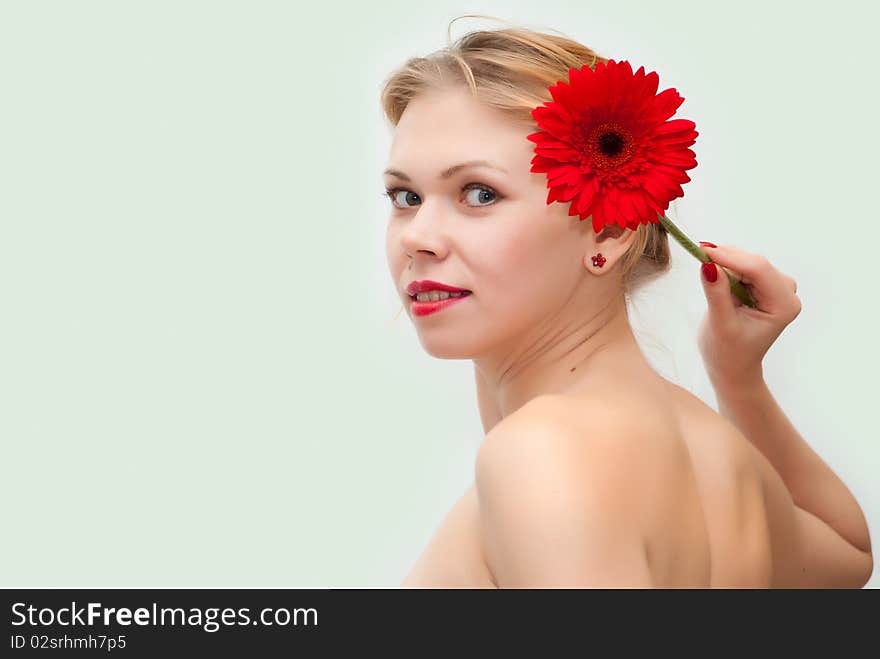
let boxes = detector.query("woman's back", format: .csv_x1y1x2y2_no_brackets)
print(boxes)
654,378,773,587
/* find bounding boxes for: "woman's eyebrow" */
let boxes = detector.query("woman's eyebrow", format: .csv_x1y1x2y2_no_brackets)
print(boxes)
383,159,508,182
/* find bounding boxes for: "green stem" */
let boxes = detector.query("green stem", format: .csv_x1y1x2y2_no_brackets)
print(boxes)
656,212,757,308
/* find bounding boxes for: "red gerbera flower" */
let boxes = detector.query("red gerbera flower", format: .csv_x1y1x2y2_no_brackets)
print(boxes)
527,59,699,234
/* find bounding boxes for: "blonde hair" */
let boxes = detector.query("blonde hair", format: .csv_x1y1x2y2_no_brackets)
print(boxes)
379,15,671,297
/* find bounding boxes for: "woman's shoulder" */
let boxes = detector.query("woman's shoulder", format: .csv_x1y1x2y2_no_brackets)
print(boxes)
484,389,684,456
475,390,710,585
478,389,692,508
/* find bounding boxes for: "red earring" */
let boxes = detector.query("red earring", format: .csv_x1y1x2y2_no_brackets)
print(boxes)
591,253,606,268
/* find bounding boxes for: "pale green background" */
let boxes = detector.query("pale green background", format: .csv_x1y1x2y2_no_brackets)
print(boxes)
1,0,877,587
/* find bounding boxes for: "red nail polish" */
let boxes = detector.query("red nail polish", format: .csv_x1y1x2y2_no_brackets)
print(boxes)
699,241,717,248
701,262,718,283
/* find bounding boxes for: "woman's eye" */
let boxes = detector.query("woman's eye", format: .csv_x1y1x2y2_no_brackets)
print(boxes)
385,188,421,208
383,184,500,209
463,184,498,206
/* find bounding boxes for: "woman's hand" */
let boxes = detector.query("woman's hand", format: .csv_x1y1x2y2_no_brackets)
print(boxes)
696,242,802,390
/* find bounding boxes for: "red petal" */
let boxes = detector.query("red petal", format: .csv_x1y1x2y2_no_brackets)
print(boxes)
620,191,643,227
638,175,672,209
651,87,685,123
650,119,698,148
532,105,575,142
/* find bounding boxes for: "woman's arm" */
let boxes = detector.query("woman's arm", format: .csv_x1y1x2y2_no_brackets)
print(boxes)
474,363,503,434
696,244,872,585
713,376,873,556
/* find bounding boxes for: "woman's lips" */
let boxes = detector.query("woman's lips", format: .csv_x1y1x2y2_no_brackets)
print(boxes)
409,291,472,317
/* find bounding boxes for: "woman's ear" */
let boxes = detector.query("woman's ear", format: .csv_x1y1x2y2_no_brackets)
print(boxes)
585,221,637,272
594,221,630,245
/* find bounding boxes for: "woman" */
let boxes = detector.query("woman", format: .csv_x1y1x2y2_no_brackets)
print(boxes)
380,24,873,588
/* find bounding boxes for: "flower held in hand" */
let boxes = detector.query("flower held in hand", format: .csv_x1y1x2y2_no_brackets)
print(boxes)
526,59,755,307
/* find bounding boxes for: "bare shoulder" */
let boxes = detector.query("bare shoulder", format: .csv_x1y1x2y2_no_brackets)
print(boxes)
477,392,695,495
475,393,708,587
479,391,680,456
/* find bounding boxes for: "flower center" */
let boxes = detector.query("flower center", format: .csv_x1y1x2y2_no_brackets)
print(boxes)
598,131,625,157
584,121,635,170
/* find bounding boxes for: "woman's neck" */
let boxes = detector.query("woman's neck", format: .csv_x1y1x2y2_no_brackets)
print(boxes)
473,293,655,423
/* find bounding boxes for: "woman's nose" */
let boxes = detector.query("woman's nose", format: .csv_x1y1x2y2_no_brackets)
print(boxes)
398,202,447,257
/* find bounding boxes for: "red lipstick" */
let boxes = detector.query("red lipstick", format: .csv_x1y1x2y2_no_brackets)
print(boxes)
410,294,472,317
405,279,473,317
405,280,471,296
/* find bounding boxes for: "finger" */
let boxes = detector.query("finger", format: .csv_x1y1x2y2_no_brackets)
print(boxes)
698,243,768,285
718,263,743,284
701,245,797,313
699,261,737,326
698,243,788,302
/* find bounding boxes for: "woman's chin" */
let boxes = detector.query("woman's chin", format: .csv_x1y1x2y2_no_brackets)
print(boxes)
416,335,480,360
419,344,472,359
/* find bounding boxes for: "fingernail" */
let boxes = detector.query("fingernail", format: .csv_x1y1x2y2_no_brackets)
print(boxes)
699,241,717,248
701,262,718,283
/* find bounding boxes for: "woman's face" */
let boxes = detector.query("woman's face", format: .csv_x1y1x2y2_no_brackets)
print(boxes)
384,87,627,360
